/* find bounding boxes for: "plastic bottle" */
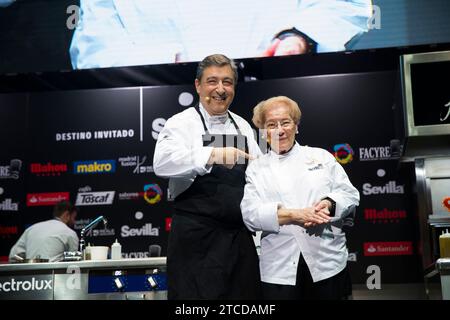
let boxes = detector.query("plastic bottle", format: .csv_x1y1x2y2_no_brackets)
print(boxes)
111,239,122,260
85,243,92,260
439,229,450,258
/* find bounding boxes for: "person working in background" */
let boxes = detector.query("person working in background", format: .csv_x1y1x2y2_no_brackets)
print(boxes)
153,54,262,299
9,200,79,262
241,96,360,300
70,0,373,69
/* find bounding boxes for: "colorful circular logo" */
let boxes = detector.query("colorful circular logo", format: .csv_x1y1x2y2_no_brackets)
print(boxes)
443,197,450,212
143,184,163,205
333,143,354,164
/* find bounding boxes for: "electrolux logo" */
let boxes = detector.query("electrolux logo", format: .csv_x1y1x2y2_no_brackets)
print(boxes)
73,160,116,174
0,278,53,292
333,143,353,164
364,208,407,224
359,146,391,161
75,191,115,206
143,184,163,205
121,223,160,237
362,181,405,195
30,162,68,176
26,192,70,206
363,241,413,256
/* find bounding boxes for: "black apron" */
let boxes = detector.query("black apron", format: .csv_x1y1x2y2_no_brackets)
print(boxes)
167,107,261,300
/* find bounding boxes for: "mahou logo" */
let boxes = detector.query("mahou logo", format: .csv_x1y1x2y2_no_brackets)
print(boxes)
27,192,70,206
0,225,18,237
30,162,68,176
364,241,413,256
364,208,407,224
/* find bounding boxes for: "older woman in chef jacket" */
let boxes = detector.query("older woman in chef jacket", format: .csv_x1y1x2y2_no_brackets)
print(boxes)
241,96,360,300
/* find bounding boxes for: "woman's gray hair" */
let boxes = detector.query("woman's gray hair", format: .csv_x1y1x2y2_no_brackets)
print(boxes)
252,96,302,129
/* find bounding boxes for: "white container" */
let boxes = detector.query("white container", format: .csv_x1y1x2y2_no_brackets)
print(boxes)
111,239,122,260
85,243,92,260
90,246,109,260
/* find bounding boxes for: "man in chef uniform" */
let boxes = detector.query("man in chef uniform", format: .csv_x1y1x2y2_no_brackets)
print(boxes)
241,95,360,300
153,54,262,299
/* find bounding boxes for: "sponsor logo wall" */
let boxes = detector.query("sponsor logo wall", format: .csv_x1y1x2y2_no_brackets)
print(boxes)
0,72,420,283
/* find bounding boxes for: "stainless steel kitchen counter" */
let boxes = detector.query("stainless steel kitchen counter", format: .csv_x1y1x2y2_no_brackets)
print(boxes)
436,258,450,300
0,258,168,300
0,257,167,273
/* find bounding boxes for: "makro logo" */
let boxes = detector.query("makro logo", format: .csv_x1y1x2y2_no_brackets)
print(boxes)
359,146,391,161
0,199,19,212
0,159,22,179
121,223,159,237
363,181,405,195
143,184,162,205
364,208,407,224
118,155,153,174
75,191,115,206
0,278,52,292
0,225,18,237
27,192,70,206
30,162,68,176
364,241,413,256
443,197,450,212
333,144,353,164
73,160,116,174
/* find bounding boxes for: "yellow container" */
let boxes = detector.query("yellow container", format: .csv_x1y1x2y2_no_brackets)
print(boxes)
439,230,450,258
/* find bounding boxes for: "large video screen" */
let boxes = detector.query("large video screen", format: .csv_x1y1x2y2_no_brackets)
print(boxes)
1,0,450,74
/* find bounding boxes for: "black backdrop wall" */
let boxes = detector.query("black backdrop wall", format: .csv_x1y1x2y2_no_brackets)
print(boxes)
0,69,421,284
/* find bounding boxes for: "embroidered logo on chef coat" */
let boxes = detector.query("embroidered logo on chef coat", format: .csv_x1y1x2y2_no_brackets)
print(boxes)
307,163,324,171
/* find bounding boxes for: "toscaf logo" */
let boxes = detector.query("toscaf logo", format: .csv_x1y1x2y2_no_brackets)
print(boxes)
26,192,70,206
30,162,68,176
333,144,354,164
75,191,115,206
364,241,413,256
73,160,116,174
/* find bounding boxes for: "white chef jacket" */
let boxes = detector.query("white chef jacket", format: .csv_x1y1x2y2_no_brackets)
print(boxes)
241,142,360,284
9,219,79,262
153,103,262,199
70,0,373,69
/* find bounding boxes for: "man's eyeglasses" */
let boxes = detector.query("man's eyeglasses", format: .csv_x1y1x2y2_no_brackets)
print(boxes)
265,120,294,130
